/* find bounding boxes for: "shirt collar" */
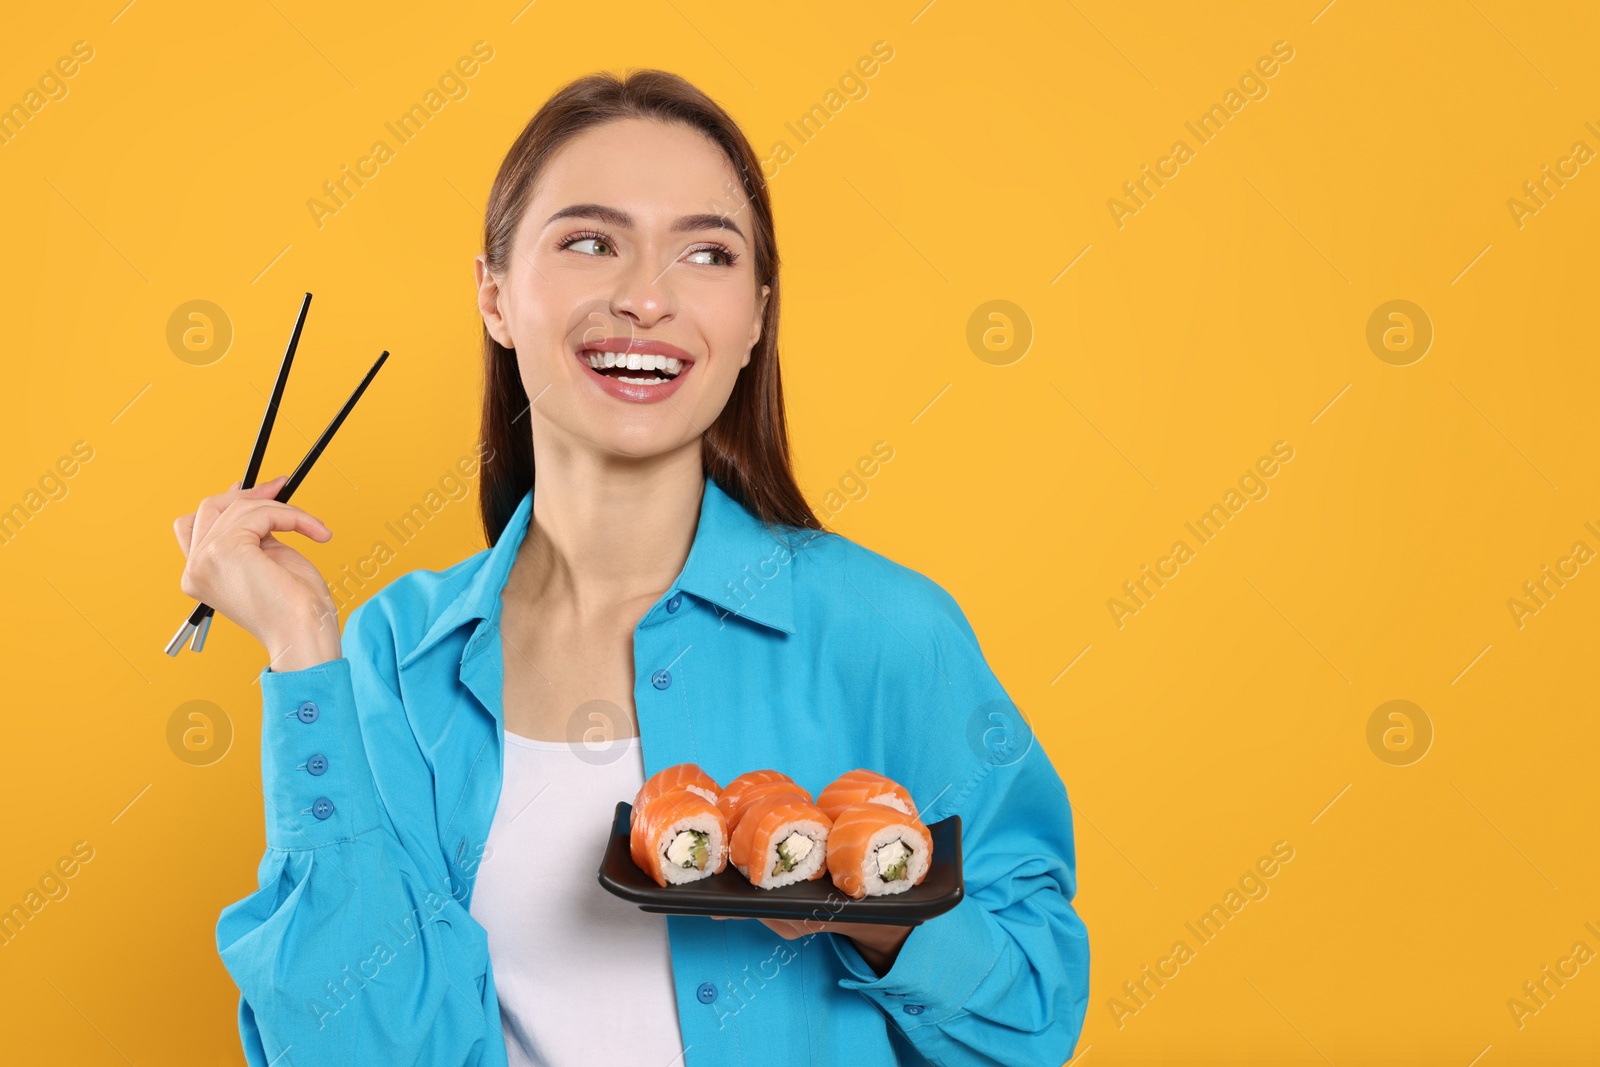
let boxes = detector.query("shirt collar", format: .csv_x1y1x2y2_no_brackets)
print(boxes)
399,474,806,669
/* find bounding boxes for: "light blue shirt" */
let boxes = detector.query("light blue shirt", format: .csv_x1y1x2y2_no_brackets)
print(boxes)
217,474,1089,1065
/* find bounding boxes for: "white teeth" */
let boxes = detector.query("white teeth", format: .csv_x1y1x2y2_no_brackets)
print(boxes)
580,349,687,383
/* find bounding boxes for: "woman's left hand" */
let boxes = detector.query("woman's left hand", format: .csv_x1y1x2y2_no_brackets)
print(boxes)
710,915,912,975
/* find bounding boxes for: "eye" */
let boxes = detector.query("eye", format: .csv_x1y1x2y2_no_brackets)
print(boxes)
685,243,740,267
558,231,615,256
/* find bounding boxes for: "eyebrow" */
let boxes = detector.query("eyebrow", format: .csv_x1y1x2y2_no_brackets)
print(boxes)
542,203,746,242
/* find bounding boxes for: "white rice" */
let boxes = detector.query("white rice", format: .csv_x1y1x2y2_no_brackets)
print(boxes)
868,794,916,817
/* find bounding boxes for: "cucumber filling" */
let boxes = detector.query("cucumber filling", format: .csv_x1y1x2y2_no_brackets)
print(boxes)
875,839,912,882
772,830,814,874
665,829,709,870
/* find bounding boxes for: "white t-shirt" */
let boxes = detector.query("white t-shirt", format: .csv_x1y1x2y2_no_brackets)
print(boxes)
469,731,686,1066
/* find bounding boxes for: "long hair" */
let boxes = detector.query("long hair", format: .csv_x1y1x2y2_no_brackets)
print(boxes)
475,68,821,546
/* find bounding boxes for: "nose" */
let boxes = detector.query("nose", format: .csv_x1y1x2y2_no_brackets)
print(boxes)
609,248,676,330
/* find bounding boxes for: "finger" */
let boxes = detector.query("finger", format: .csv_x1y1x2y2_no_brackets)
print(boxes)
243,473,289,495
761,919,807,940
234,474,290,506
207,498,333,548
192,477,279,548
174,513,196,557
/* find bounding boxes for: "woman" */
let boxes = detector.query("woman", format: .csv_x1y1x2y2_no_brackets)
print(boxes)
177,69,1088,1065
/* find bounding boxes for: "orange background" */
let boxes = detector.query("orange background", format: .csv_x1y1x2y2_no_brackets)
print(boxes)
2,1,1597,1063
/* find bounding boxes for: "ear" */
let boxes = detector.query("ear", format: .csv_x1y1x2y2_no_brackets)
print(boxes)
475,254,515,349
743,283,771,367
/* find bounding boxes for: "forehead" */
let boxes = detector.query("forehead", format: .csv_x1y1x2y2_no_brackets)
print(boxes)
532,117,746,219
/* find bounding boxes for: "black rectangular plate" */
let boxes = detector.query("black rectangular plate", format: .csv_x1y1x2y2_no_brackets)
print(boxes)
598,801,963,926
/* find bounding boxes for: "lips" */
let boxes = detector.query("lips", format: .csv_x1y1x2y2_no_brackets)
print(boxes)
573,337,696,404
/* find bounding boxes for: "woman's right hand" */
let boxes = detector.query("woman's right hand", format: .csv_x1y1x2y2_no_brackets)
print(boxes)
174,475,342,669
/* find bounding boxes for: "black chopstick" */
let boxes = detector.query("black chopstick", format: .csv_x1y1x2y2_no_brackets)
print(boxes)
165,294,389,656
277,348,389,501
240,291,313,491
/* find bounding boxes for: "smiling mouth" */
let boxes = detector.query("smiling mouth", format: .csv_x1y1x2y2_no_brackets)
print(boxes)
576,346,691,385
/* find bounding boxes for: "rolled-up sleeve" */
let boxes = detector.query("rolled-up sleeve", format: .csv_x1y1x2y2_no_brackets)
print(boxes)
828,585,1091,1066
214,600,506,1066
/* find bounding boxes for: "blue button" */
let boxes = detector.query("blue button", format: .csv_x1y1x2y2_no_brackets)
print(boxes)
903,1003,925,1015
666,594,682,613
306,754,328,776
312,797,335,820
651,669,672,690
296,701,320,724
695,981,718,1004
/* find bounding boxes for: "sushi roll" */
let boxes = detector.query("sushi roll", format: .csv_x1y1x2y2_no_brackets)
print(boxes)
630,788,729,887
729,792,832,889
632,762,721,832
716,770,806,824
816,768,917,823
826,801,933,899
720,780,813,837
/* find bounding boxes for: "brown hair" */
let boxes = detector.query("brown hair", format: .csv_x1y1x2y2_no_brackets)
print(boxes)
475,68,821,546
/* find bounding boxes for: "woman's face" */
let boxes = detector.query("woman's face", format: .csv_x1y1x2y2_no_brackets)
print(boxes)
476,117,770,463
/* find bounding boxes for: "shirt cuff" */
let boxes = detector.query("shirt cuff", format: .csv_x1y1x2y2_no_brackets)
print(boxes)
259,658,381,850
828,894,1002,1025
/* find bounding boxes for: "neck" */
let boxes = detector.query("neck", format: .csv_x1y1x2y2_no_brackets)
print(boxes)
510,442,705,623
